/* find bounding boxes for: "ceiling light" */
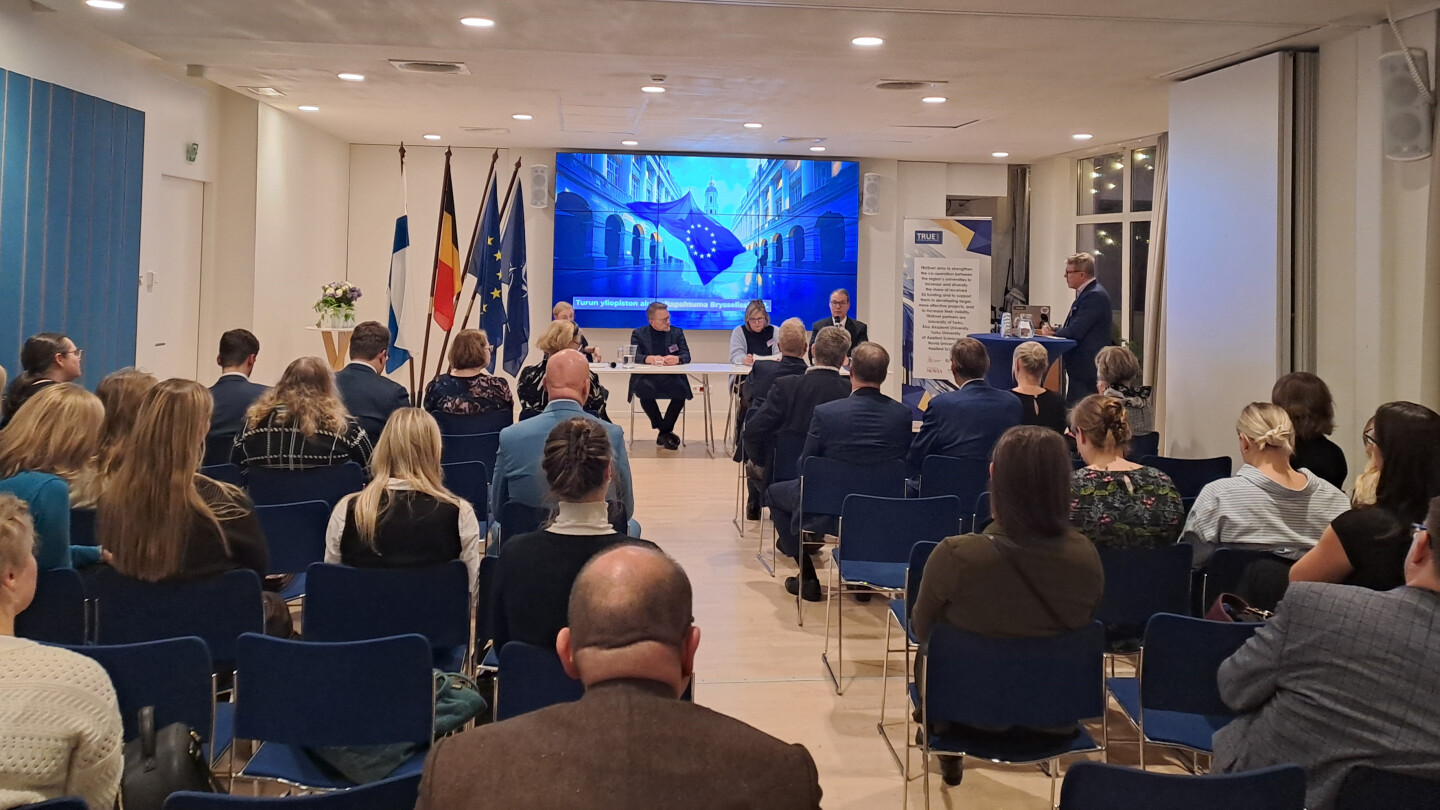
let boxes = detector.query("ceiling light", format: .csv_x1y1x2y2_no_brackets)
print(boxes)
297,105,320,112
1073,133,1093,141
991,151,1009,158
743,122,763,129
641,85,666,94
337,73,365,82
423,134,442,141
921,96,947,104
621,140,639,146
809,146,827,152
460,16,495,27
511,113,533,121
851,36,884,47
85,0,125,8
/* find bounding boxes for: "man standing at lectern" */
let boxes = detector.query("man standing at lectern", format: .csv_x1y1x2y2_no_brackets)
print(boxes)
1041,252,1112,405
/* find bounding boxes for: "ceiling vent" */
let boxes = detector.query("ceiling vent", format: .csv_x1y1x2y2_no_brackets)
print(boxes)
459,127,510,135
389,60,470,75
240,86,285,97
776,136,824,144
875,79,948,91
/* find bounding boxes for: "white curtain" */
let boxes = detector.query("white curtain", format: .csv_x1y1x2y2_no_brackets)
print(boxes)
1142,133,1169,440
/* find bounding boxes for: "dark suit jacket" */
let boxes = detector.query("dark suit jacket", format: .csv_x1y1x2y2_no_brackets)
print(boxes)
628,325,692,401
808,316,868,356
334,362,410,445
1055,280,1112,403
801,387,913,466
744,355,807,411
414,678,823,810
742,368,850,464
907,380,1023,469
207,374,268,443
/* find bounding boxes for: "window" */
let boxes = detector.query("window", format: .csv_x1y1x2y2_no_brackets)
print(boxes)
1074,143,1155,350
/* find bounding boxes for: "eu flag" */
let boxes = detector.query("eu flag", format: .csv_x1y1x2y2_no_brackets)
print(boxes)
626,192,744,285
500,187,529,376
471,175,506,371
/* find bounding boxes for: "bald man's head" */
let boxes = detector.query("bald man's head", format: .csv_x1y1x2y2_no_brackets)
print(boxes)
544,348,591,405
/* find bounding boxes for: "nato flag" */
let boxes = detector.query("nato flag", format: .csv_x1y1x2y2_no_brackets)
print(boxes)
626,191,745,285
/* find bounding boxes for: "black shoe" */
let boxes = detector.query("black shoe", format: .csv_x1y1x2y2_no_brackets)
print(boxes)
665,432,681,450
784,576,822,602
939,756,964,786
655,434,667,447
853,592,872,603
745,502,761,521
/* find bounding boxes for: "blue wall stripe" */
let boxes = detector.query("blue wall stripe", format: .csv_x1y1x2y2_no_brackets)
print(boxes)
117,107,143,368
22,81,51,342
1,72,31,375
42,85,74,333
65,91,95,386
89,102,116,380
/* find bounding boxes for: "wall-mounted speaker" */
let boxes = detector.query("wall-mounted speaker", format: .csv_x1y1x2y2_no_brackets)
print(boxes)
528,164,551,208
861,172,881,215
1380,49,1434,161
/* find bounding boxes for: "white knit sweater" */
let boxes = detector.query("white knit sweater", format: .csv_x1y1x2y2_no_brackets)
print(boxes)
0,636,123,810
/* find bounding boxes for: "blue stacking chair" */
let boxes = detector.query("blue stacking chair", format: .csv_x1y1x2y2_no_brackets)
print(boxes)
474,555,501,674
1105,613,1260,769
1201,547,1275,610
793,457,910,625
1059,761,1307,810
254,500,330,601
495,641,585,721
1140,455,1232,501
233,633,435,790
755,433,807,576
439,432,501,473
823,495,962,694
203,435,238,469
166,774,421,810
914,621,1107,809
496,500,548,550
878,540,938,774
441,461,489,519
1335,765,1440,810
432,410,513,435
16,568,86,644
91,568,265,667
1127,432,1161,461
69,508,98,548
303,561,472,673
17,799,88,810
246,464,364,508
200,463,247,489
66,637,232,766
918,456,990,531
1095,544,1193,658
972,491,991,531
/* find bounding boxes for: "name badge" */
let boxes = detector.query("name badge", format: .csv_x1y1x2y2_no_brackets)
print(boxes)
669,344,679,353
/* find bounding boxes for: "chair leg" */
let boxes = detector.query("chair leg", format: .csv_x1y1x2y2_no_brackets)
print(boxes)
822,564,842,693
1048,758,1059,810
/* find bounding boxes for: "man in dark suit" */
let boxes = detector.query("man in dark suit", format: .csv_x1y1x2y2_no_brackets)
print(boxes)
908,337,1022,471
737,318,810,519
768,341,913,601
628,302,691,450
414,544,824,810
808,288,867,358
1040,252,1112,405
334,320,410,446
206,329,268,465
1215,497,1440,809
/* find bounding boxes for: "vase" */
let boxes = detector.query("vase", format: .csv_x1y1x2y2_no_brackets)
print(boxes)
326,313,355,329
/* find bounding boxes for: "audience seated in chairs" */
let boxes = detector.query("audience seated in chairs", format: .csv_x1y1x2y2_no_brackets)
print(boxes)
71,367,158,509
1351,415,1381,507
424,329,514,417
102,379,291,638
1215,495,1440,810
0,494,123,810
735,317,808,518
1,332,83,429
1096,345,1154,439
910,425,1103,787
1271,371,1348,490
908,337,1022,470
415,544,823,810
324,408,481,595
0,383,105,571
1012,340,1067,435
232,356,372,471
516,320,610,421
1291,401,1440,593
206,329,269,462
492,418,653,651
1069,394,1184,550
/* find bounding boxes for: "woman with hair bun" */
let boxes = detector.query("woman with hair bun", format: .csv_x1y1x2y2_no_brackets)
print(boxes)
1069,395,1183,549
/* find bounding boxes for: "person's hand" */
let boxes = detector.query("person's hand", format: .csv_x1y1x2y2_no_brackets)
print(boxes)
1039,324,1055,337
648,355,662,366
663,355,680,366
744,354,755,366
99,548,114,565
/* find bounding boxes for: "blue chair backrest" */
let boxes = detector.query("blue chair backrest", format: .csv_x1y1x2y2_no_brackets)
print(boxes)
303,561,470,650
475,555,498,650
18,799,89,810
254,500,330,575
1095,544,1193,629
66,637,214,744
1059,761,1306,810
839,496,961,565
164,774,421,810
441,461,489,516
432,410,513,436
496,641,584,721
16,568,86,645
1140,455,1232,501
1202,547,1275,607
800,457,909,518
199,464,247,489
1127,432,1161,461
69,509,98,548
235,633,433,747
1335,765,1440,810
925,621,1105,729
498,500,549,548
246,464,364,508
918,455,991,509
973,491,992,532
203,434,236,468
91,568,264,666
771,433,807,484
440,432,501,472
1140,613,1260,716
903,541,940,623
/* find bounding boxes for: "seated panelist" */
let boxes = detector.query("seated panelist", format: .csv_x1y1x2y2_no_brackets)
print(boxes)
629,302,691,451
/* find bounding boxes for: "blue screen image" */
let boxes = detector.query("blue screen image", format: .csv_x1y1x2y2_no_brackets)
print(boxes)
553,152,860,330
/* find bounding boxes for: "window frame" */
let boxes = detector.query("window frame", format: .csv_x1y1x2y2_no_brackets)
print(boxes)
1072,137,1158,346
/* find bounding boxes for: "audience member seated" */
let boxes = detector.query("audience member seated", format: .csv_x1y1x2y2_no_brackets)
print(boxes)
325,408,481,594
552,301,598,361
729,299,776,365
911,425,1104,786
424,329,514,417
908,337,1022,470
207,328,268,454
516,320,609,421
1351,416,1380,507
629,302,691,450
1010,340,1066,434
1,332,83,429
492,350,633,524
0,494,123,810
72,367,158,509
768,342,912,602
493,419,653,650
0,384,105,570
1096,345,1154,438
1290,401,1440,592
735,318,809,519
1069,395,1183,549
1272,371,1348,490
334,321,411,446
232,356,373,471
1215,495,1440,810
415,544,824,810
102,379,289,637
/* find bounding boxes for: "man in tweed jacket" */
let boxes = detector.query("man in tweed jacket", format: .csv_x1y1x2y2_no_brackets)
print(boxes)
1213,497,1440,810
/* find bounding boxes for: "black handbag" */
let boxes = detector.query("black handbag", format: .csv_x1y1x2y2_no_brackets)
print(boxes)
120,706,219,810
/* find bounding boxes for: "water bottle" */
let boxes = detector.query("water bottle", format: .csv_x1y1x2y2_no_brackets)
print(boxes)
999,312,1012,337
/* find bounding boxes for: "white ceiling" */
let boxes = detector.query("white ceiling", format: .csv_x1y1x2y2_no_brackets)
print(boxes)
34,0,1428,162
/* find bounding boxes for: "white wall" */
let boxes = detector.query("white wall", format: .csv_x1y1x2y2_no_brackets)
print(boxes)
1028,155,1075,315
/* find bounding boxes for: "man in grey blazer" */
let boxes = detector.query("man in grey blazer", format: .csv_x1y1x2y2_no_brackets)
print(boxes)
1214,496,1440,810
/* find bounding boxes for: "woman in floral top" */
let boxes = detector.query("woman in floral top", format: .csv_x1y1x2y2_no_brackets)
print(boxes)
424,330,514,416
1069,394,1183,549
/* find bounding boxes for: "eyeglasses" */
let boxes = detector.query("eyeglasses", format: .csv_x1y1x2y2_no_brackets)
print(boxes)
62,348,83,359
1363,429,1376,446
1064,269,1084,276
1414,523,1429,537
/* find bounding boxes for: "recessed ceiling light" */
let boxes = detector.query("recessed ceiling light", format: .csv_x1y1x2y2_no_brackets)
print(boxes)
423,134,442,141
641,85,666,94
922,96,947,104
337,73,365,82
851,36,884,47
85,0,125,9
1073,133,1094,140
297,105,320,112
991,151,1010,158
809,145,827,152
511,113,533,121
621,140,639,146
460,16,495,27
743,122,763,129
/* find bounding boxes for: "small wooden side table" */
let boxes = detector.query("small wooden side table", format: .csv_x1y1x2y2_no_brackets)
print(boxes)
306,326,355,371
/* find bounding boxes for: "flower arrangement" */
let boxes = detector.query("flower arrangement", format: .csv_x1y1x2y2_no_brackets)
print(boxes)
314,281,362,328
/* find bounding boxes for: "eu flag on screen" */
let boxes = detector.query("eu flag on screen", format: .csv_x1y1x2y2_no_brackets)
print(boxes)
471,176,506,371
626,192,745,285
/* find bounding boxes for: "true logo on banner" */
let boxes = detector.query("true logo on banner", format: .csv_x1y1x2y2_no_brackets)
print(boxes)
914,231,944,244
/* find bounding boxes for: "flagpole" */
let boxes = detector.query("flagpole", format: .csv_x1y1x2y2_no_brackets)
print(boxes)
418,147,454,398
399,143,417,405
430,150,501,387
451,157,523,355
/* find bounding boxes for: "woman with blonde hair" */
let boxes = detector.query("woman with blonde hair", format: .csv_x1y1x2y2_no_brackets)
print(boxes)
0,383,105,570
72,367,159,508
423,329,513,416
1069,395,1183,549
232,356,372,470
1010,341,1066,434
515,319,610,421
1351,416,1380,507
729,299,775,365
552,301,598,360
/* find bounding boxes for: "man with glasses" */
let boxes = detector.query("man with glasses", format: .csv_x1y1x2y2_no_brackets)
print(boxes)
1040,252,1112,405
629,302,691,450
808,288,867,359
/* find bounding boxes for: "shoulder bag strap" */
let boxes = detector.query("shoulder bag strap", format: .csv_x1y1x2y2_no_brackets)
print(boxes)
985,534,1069,629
